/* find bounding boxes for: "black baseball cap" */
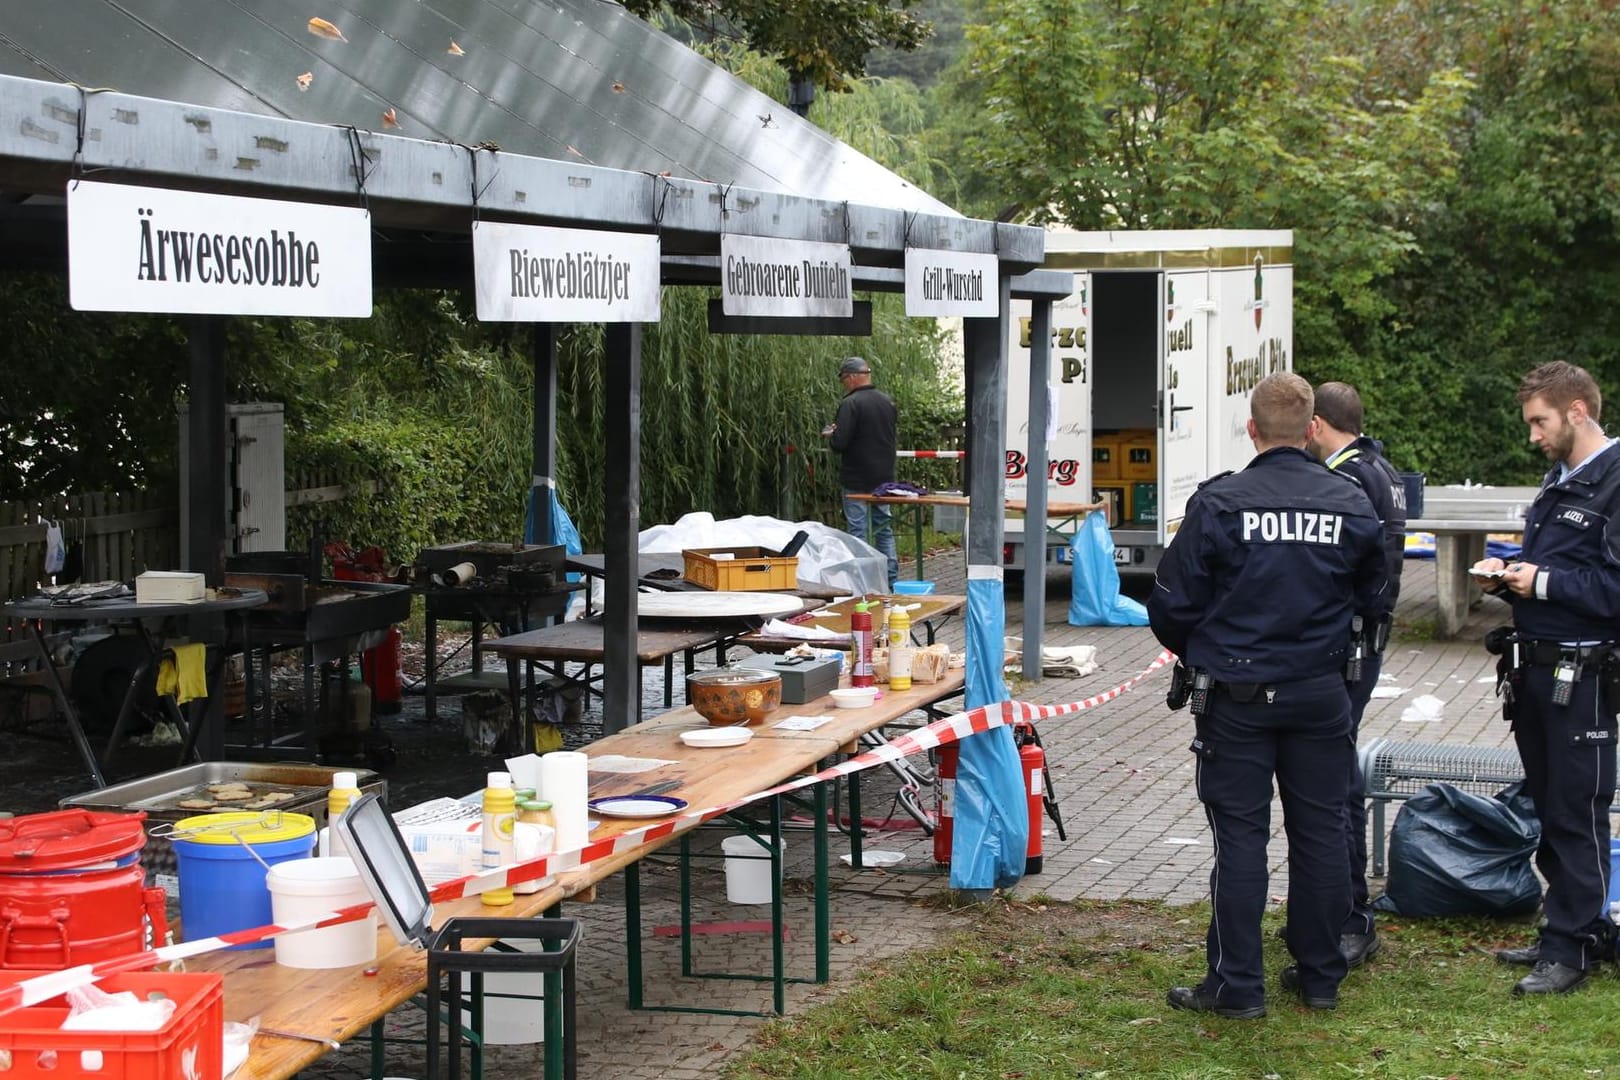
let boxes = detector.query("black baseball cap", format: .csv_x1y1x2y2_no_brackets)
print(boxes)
838,356,871,376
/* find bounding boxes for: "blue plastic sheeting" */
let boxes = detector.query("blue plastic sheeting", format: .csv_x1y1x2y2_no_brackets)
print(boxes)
1068,512,1148,627
1403,533,1523,561
526,488,584,577
950,574,1029,892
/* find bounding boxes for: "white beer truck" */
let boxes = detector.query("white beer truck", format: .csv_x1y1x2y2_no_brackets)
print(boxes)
1003,229,1293,575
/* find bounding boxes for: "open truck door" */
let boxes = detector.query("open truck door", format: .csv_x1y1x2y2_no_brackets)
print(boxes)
1159,270,1211,544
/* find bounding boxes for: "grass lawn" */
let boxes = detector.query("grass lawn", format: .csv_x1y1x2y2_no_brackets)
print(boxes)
726,898,1620,1080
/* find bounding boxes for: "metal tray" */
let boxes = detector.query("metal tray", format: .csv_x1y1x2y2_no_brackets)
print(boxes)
60,762,385,884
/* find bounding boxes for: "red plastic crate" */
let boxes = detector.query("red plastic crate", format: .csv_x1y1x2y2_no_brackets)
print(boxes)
0,971,223,1079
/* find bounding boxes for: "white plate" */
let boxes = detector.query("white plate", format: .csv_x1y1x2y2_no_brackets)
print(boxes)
680,726,755,749
587,795,689,818
840,850,905,867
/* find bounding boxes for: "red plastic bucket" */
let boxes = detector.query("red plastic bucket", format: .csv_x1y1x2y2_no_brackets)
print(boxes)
0,809,167,970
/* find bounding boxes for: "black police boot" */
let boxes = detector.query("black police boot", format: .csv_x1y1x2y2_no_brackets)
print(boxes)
1279,966,1338,1010
1512,960,1587,996
1340,931,1381,969
1494,942,1540,966
1166,986,1266,1019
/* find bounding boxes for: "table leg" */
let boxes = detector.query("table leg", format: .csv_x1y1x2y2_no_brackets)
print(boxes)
425,607,439,723
302,644,318,758
912,504,925,583
663,655,673,709
770,796,785,1016
814,779,829,984
624,860,644,1009
848,760,864,869
1434,533,1487,638
506,656,524,741
29,622,105,788
684,650,696,703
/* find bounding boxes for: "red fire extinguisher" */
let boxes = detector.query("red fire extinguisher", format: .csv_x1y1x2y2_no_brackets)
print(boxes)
932,742,958,865
361,627,403,715
1016,722,1046,875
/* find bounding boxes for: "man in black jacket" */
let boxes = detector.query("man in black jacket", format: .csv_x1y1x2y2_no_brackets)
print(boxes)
1473,360,1620,995
825,356,898,585
1309,381,1407,971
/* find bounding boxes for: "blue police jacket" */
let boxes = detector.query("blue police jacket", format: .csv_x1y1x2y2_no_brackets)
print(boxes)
1148,446,1389,683
1325,436,1407,608
1506,440,1620,643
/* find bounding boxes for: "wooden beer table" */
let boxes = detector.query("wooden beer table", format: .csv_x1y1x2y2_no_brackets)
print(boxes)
191,669,966,1078
734,592,967,652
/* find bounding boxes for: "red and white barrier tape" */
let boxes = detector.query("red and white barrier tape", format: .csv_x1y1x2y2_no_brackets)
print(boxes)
0,649,1174,1015
896,450,965,459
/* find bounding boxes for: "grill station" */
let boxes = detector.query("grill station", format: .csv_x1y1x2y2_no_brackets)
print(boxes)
411,542,576,723
223,550,412,766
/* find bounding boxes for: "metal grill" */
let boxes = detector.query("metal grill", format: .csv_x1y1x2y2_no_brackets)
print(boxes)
1358,738,1527,876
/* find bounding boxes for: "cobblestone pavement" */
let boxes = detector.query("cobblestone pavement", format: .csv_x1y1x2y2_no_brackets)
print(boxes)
2,553,1510,1078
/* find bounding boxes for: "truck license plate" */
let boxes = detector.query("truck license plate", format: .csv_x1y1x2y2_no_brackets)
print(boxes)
1113,548,1131,565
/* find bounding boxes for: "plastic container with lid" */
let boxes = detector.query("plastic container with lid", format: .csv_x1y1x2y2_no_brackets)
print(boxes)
170,811,316,949
481,772,516,907
319,770,364,858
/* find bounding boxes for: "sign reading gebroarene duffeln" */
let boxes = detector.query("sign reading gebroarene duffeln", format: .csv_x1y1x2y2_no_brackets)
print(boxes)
903,248,999,318
67,181,373,317
472,221,660,323
720,234,853,319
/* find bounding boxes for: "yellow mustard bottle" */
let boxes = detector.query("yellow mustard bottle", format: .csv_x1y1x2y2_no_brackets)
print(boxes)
481,771,516,907
887,605,913,691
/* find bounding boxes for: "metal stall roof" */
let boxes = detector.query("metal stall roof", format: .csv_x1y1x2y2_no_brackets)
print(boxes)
0,0,950,215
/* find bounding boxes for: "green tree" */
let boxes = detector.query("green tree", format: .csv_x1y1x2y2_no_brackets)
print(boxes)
622,0,930,89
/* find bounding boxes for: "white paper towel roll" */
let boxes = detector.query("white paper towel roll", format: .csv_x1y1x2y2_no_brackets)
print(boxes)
538,750,590,855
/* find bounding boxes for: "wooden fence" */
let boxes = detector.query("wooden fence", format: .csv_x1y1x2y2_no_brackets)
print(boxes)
0,491,179,606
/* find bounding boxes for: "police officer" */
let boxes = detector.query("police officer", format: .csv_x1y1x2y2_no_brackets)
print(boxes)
1309,382,1406,970
1473,361,1620,996
1149,372,1388,1018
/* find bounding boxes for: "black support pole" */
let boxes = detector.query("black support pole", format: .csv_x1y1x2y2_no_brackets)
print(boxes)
601,323,642,735
1022,299,1053,677
531,325,559,547
186,316,229,585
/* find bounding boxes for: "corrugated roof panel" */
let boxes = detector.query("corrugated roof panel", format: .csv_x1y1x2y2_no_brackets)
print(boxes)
0,0,950,213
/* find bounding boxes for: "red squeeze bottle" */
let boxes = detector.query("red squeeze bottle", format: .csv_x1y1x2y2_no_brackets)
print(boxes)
850,599,875,688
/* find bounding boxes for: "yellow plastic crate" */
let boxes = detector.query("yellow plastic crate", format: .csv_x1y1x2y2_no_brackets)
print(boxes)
1120,431,1157,483
682,547,799,591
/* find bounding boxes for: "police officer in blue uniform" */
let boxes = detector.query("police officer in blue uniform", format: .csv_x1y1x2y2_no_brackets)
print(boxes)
1150,372,1388,1018
1310,382,1407,970
1473,361,1620,996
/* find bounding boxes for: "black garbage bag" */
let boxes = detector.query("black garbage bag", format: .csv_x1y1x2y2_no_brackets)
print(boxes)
1373,782,1542,918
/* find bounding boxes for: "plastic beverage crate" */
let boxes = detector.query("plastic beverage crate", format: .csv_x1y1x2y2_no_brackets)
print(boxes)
682,547,798,591
0,971,223,1079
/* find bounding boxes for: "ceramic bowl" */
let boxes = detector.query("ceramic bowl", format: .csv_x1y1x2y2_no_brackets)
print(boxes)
687,669,782,726
828,686,878,709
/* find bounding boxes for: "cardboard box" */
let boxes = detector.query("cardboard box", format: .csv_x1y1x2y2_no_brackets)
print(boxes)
135,570,205,603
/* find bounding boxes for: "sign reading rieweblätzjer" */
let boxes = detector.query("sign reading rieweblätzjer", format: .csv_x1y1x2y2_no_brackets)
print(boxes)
903,248,998,317
67,180,372,316
472,222,660,322
720,234,852,318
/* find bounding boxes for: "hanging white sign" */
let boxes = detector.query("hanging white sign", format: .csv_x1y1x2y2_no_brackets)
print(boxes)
67,181,372,317
720,234,852,318
473,222,660,322
903,249,998,317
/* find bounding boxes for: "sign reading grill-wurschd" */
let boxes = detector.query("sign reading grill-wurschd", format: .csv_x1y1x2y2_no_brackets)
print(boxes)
473,222,660,322
903,248,998,317
720,235,852,318
67,181,372,316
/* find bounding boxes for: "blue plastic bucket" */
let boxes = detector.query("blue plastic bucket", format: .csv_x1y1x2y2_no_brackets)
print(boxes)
171,812,316,949
892,580,936,596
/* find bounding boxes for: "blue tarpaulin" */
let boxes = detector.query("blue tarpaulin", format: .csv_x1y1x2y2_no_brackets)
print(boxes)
1068,511,1148,627
949,573,1029,892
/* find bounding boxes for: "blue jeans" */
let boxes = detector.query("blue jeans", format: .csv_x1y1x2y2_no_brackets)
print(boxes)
843,494,898,586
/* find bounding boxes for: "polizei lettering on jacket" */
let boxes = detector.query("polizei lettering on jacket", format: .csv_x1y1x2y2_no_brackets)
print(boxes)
923,266,984,302
509,249,633,306
135,208,320,287
726,254,850,300
1240,510,1344,545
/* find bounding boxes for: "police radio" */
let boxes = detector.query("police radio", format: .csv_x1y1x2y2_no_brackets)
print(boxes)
1345,615,1365,684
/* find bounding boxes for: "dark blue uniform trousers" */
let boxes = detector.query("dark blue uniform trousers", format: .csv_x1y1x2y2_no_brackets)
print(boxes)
1343,652,1382,936
1195,672,1353,1006
1512,665,1617,969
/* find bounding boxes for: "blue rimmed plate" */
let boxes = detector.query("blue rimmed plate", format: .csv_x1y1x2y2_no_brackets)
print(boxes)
588,795,689,819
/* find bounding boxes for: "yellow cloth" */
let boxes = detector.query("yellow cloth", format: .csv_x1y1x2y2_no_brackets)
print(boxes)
156,642,208,705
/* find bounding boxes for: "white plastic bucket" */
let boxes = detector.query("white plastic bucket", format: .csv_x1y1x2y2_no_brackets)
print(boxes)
722,834,785,905
473,938,549,1045
266,856,378,969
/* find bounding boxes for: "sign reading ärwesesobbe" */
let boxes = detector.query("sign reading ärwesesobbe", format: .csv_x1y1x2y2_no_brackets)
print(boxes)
903,248,998,317
473,222,660,322
67,181,372,316
721,235,852,318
